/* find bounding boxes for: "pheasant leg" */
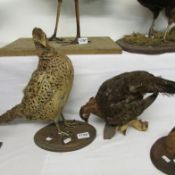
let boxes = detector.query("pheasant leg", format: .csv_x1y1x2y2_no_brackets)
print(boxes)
149,19,156,37
54,116,70,143
129,119,148,131
118,124,129,135
61,113,77,129
54,119,69,136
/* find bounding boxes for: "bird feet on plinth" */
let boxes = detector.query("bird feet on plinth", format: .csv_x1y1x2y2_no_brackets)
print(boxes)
34,121,96,151
70,37,79,45
58,130,70,137
58,130,72,144
64,120,78,129
49,34,64,42
148,28,157,38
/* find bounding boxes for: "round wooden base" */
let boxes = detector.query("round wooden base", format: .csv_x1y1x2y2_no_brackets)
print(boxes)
117,39,175,55
34,120,96,152
150,137,175,175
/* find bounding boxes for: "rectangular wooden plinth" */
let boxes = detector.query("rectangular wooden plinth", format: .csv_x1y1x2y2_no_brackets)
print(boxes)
0,37,122,56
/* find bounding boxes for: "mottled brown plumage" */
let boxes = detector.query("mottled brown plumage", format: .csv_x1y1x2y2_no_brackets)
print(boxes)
80,71,175,139
0,28,74,137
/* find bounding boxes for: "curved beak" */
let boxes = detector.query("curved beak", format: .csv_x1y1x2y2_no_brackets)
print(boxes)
79,106,90,122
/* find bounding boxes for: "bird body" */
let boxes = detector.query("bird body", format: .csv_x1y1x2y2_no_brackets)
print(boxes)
0,28,74,128
80,71,175,138
138,0,168,10
137,0,175,39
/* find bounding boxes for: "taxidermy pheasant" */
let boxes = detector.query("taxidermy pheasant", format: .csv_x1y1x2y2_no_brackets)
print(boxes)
80,71,175,139
0,28,74,139
137,0,175,40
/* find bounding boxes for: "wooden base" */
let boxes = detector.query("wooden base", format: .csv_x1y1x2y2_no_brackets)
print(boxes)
117,39,175,55
150,137,175,175
0,37,122,56
117,31,175,55
34,120,96,152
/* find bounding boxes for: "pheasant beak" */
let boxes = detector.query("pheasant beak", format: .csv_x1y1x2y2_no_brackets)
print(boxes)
163,23,175,41
79,106,90,122
32,27,49,48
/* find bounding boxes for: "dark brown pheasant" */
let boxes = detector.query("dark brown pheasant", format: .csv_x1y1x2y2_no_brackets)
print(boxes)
80,71,175,139
138,0,175,39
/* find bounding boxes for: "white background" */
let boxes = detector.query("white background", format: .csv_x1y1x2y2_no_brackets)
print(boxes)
0,1,175,175
0,0,170,44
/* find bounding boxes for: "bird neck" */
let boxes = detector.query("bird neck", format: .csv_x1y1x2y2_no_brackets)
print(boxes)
35,45,52,57
88,98,104,118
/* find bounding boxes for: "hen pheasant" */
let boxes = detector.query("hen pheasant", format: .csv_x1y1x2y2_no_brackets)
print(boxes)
0,28,74,138
80,71,175,139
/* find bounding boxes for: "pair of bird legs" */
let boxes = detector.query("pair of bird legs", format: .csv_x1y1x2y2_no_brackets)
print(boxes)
104,119,148,139
149,13,175,40
116,119,148,135
54,114,76,142
49,0,81,44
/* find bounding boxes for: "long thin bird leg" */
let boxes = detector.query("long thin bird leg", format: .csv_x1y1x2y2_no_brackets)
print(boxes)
71,0,81,44
61,113,76,128
149,18,156,37
49,0,63,41
54,117,70,137
129,119,148,131
148,11,159,37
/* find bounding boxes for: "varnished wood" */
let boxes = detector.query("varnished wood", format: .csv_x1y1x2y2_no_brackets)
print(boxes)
0,37,122,56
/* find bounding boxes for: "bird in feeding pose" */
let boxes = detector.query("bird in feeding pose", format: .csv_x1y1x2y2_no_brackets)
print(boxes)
80,71,175,139
137,0,175,40
49,0,81,43
0,28,74,139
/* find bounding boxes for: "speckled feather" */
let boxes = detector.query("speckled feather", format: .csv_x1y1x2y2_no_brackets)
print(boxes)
0,28,73,123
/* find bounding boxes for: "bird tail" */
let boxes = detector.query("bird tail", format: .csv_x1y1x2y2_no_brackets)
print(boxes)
155,77,175,94
0,104,22,123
